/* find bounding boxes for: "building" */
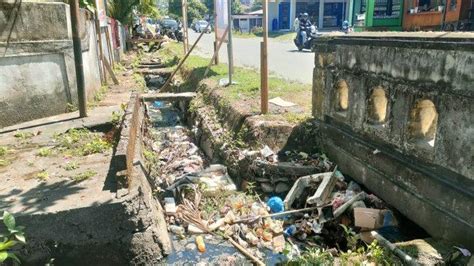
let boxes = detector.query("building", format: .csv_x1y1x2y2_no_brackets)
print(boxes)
402,0,474,30
349,0,404,31
267,0,351,31
233,10,264,33
347,0,473,31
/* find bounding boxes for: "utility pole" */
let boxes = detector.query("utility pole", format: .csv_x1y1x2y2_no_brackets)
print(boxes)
70,0,87,117
260,0,268,114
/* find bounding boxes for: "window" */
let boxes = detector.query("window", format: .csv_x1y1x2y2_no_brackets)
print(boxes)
416,0,444,12
408,99,438,147
373,0,401,18
368,87,388,124
449,0,457,10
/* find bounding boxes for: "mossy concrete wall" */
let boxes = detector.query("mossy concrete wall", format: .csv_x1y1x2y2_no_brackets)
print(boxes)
0,1,102,128
312,33,474,249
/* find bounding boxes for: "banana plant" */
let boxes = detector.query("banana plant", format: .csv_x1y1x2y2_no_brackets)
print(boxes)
0,211,26,264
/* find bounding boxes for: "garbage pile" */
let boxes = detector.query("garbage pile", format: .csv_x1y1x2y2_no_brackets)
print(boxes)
159,159,425,264
243,145,335,195
145,102,206,188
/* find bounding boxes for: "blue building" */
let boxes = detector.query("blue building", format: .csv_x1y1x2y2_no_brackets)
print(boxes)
267,0,350,30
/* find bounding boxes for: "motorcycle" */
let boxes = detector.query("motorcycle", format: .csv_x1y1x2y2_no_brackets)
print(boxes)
174,27,184,42
294,25,318,51
342,20,352,34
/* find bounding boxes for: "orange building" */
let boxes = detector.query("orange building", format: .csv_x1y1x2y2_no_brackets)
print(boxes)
402,0,473,30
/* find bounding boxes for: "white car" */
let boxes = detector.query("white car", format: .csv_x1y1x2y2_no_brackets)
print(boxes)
194,20,211,33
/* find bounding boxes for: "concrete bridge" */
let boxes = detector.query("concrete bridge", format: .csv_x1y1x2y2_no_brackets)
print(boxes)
312,32,474,249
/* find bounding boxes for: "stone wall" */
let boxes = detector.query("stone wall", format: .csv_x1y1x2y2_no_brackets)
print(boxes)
0,1,101,128
312,33,474,249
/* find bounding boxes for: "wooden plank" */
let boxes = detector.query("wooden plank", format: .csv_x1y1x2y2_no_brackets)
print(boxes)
160,23,211,92
141,92,197,102
131,38,164,44
102,56,119,85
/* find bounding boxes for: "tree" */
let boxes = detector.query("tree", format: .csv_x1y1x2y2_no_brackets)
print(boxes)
168,0,208,23
107,0,159,25
232,0,243,14
250,0,262,12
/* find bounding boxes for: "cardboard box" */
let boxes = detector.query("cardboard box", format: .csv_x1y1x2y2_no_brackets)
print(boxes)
354,208,384,229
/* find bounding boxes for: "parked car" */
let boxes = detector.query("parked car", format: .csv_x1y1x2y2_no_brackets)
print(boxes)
193,20,211,33
160,18,179,31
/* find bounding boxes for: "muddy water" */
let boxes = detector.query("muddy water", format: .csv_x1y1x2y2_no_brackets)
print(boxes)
146,101,287,265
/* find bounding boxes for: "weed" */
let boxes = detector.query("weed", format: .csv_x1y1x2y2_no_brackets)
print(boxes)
37,147,53,157
340,224,359,250
94,85,108,102
143,148,157,162
64,161,79,171
27,160,34,167
73,170,96,182
366,240,393,264
113,63,126,72
286,248,334,265
0,146,8,157
53,128,111,156
13,131,35,140
132,73,147,92
284,113,310,124
66,103,78,112
111,110,123,126
0,211,26,264
37,170,49,180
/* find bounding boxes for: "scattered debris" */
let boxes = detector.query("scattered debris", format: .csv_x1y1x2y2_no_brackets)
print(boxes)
269,97,296,107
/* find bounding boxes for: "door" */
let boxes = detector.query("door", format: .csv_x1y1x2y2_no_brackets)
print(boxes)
279,2,291,29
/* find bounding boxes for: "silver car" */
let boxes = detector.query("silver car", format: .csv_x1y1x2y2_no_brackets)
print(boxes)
194,20,211,33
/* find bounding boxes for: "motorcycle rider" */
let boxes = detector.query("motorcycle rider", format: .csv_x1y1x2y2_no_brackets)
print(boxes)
298,13,312,46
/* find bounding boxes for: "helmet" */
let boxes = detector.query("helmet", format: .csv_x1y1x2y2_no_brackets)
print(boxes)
303,13,308,17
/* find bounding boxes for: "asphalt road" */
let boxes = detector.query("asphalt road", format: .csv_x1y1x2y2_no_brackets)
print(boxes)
187,31,314,84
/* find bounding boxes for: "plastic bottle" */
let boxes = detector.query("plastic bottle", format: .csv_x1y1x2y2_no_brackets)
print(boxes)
195,236,206,253
284,225,297,237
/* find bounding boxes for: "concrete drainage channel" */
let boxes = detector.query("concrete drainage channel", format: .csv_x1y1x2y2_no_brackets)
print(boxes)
121,65,469,264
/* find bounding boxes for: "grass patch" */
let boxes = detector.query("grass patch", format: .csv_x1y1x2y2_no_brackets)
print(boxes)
160,42,311,112
0,146,15,167
73,170,96,182
14,131,35,140
53,128,112,157
232,30,296,41
36,147,53,157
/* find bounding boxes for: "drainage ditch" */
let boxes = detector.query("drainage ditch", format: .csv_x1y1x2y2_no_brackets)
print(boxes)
134,53,467,265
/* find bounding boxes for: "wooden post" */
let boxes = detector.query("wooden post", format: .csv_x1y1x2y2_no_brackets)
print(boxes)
105,26,114,65
213,0,219,64
94,8,106,84
69,0,87,117
182,0,189,53
161,23,211,92
260,0,269,114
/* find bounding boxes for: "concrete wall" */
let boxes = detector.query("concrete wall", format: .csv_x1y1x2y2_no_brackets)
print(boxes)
312,33,474,249
0,1,102,128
